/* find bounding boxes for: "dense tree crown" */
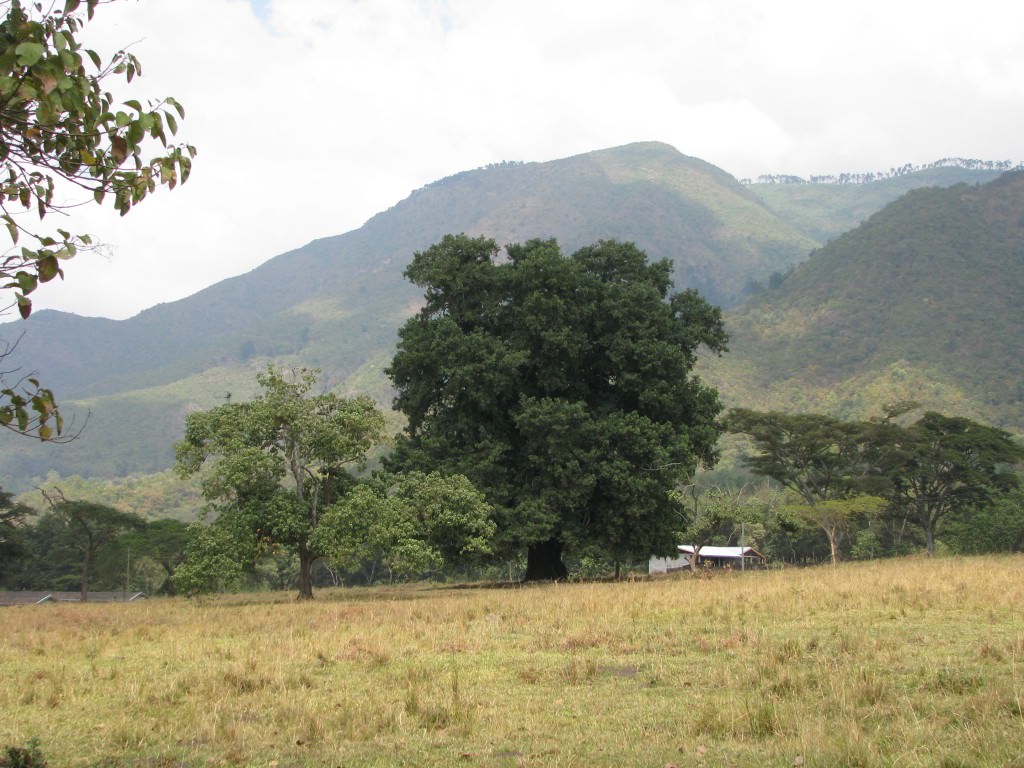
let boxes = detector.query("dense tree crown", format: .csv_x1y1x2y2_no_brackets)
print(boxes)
387,234,728,578
0,0,194,439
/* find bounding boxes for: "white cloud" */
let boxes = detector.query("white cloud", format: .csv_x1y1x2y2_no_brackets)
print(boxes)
10,0,1022,319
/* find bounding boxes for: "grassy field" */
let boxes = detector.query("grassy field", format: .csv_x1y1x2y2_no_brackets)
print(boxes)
3,557,1024,767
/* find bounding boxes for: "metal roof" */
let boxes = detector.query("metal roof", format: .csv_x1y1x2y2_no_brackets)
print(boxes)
677,545,765,559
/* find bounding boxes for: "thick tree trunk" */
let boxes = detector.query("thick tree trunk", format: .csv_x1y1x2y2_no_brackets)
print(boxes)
524,538,567,581
297,547,315,600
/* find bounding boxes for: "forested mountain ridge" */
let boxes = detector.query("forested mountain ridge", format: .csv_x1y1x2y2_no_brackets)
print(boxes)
1,143,1018,490
0,142,818,485
746,164,1010,243
705,171,1024,429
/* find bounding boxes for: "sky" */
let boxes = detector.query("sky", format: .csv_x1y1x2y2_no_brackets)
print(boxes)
12,0,1024,320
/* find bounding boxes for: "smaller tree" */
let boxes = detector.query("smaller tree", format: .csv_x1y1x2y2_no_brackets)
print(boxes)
874,413,1024,556
783,495,887,566
724,409,890,564
171,521,248,596
122,518,190,594
313,471,494,584
175,366,386,599
40,490,143,599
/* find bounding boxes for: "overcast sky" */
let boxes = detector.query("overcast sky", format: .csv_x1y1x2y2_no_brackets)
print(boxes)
13,0,1024,320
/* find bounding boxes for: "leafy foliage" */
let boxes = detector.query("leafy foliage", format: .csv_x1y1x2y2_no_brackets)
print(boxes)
312,471,494,584
175,366,386,599
874,412,1024,556
0,0,193,439
387,235,727,578
727,407,1024,560
711,173,1024,430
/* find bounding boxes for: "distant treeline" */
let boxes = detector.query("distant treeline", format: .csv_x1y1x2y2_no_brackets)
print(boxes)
424,160,528,188
742,158,1024,186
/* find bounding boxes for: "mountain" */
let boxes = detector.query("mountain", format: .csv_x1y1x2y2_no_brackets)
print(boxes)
746,162,1013,243
0,142,817,487
3,143,1018,491
704,171,1024,429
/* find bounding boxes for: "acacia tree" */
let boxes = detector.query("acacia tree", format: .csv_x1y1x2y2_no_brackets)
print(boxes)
39,490,143,599
782,495,887,566
0,0,195,438
875,412,1023,556
175,367,385,600
387,235,727,580
723,409,890,564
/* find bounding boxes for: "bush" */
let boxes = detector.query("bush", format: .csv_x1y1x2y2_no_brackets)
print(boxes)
1,738,47,768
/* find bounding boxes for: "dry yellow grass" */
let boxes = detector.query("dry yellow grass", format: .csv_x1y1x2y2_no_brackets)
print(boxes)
3,556,1024,766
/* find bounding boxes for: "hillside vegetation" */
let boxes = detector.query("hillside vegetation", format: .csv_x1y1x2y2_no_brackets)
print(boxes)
0,143,1018,490
0,143,816,487
748,164,1008,242
705,172,1024,428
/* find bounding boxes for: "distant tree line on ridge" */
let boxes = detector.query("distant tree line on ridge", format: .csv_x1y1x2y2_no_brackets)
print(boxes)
742,158,1024,186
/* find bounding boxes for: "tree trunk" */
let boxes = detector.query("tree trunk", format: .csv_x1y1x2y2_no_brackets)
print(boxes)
524,537,567,581
80,552,90,602
925,525,935,557
827,529,840,567
297,546,315,600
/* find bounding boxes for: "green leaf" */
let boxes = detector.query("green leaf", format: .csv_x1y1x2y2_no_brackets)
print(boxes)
3,215,18,244
16,272,37,295
15,43,46,68
37,255,61,282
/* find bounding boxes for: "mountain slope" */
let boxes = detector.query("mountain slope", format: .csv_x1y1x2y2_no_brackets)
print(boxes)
704,172,1024,428
0,142,816,485
747,165,1010,243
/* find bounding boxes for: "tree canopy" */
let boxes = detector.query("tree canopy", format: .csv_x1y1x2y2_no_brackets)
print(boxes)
876,412,1023,556
0,0,194,439
387,234,728,579
175,367,386,599
312,471,495,585
726,407,1024,558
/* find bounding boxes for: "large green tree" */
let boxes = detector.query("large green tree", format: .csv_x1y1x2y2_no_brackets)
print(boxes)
0,0,194,438
175,367,386,599
387,235,727,579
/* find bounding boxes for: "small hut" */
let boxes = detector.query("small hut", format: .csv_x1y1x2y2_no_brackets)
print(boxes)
649,544,767,574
